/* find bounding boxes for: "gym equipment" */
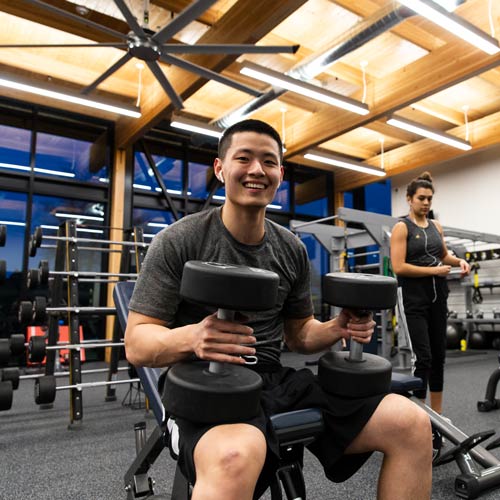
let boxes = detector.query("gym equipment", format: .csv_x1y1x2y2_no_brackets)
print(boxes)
18,297,116,325
114,280,327,500
34,374,140,405
0,224,6,246
0,365,129,392
163,261,279,424
477,354,500,412
0,380,13,411
447,323,462,349
27,335,124,363
318,272,396,398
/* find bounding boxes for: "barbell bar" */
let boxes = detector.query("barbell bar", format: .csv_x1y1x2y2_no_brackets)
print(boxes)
35,375,140,405
0,366,129,390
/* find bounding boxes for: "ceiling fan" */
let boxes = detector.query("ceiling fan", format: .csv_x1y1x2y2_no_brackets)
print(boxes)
0,0,299,110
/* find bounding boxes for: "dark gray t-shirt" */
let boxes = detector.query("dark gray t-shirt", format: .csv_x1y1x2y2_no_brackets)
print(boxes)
129,206,314,366
401,217,444,267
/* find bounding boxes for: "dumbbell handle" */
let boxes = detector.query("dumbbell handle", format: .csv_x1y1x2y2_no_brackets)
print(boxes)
209,308,257,373
348,310,370,363
349,340,364,362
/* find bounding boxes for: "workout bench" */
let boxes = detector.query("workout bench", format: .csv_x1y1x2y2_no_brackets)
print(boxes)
113,281,427,499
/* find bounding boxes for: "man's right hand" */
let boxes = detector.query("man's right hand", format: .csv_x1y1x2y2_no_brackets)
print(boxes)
192,313,257,364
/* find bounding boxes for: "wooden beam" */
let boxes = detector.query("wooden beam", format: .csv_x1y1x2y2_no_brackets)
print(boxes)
411,101,465,126
334,109,500,191
152,0,222,26
295,175,326,205
284,41,500,158
0,0,129,42
114,0,308,149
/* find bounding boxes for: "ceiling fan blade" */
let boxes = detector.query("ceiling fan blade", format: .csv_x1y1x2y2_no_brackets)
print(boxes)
146,61,184,110
113,0,147,37
81,53,132,95
160,54,261,98
23,0,127,41
159,44,300,55
0,43,128,49
152,0,219,45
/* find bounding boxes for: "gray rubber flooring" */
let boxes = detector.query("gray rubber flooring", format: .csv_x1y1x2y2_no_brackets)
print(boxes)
1,349,500,499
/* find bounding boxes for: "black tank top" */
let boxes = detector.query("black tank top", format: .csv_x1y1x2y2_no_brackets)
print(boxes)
401,217,444,267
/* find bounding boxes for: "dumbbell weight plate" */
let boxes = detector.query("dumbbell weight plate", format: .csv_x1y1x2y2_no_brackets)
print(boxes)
1,367,20,390
35,375,56,405
33,296,48,324
0,380,13,411
0,339,10,366
33,226,43,248
322,272,397,311
180,261,279,311
9,334,26,356
164,361,263,424
318,351,392,398
27,268,40,289
19,301,35,326
38,260,49,285
29,336,47,363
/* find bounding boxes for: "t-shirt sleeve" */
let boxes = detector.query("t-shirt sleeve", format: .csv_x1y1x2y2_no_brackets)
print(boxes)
128,228,184,325
281,238,314,319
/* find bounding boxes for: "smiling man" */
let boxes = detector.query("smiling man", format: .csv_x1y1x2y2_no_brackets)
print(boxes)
125,119,432,500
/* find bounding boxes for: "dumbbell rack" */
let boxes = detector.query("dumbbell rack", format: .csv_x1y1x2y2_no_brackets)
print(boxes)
105,226,147,403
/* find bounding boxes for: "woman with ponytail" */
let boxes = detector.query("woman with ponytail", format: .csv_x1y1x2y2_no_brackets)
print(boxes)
390,172,470,414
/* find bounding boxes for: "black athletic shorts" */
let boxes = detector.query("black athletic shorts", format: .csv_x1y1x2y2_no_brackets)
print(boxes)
161,364,385,499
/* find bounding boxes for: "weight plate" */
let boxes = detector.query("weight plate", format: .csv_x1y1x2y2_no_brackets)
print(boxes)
322,272,397,310
33,226,43,247
9,334,25,356
180,261,279,311
35,375,56,405
0,339,10,366
0,381,13,411
29,336,47,363
164,361,262,424
318,351,392,398
1,367,20,390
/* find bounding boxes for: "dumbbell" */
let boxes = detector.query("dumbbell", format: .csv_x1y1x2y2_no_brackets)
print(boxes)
318,272,397,398
163,261,279,424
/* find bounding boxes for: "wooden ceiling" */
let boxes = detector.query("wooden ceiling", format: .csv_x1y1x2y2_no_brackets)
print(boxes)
0,0,499,192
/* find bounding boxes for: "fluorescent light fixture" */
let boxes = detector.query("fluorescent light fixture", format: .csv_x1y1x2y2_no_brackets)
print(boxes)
0,162,75,177
54,212,104,221
387,115,472,150
133,183,152,190
267,203,283,210
398,0,500,55
99,178,109,183
147,222,170,228
240,62,369,115
0,77,141,118
170,115,223,138
0,220,25,227
304,152,386,177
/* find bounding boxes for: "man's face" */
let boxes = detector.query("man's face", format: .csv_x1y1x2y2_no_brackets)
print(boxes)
214,131,284,210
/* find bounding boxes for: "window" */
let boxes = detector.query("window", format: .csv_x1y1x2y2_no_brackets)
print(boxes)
0,124,31,174
134,152,183,194
133,208,178,241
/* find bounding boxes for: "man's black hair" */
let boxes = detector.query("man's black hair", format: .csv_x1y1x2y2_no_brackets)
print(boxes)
218,119,283,163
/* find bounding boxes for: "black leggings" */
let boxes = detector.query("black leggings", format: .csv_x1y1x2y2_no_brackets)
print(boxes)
399,276,448,399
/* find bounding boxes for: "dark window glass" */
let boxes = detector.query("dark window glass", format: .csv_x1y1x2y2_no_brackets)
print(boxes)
188,161,211,198
30,195,106,272
295,196,328,217
35,132,108,184
0,125,32,174
132,208,178,241
0,190,28,277
134,153,183,194
269,180,290,212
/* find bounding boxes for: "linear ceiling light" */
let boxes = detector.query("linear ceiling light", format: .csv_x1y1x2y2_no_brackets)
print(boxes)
304,151,386,177
387,115,472,150
398,0,500,55
240,62,369,115
170,115,223,138
0,77,141,118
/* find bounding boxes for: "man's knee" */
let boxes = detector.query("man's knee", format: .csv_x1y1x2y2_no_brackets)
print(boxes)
391,398,432,447
195,425,267,481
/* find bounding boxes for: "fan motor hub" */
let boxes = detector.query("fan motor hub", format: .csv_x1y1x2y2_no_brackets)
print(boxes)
127,34,161,62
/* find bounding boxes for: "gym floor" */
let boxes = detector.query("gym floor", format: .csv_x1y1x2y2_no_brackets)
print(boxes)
2,349,500,500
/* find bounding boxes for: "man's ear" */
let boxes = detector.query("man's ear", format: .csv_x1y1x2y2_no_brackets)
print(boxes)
214,159,224,183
